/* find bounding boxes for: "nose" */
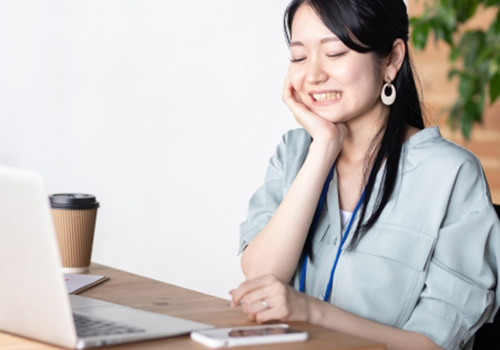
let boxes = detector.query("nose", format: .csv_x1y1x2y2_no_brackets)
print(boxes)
305,58,328,84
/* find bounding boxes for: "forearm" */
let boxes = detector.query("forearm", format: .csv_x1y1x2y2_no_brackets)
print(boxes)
241,139,340,282
307,297,443,350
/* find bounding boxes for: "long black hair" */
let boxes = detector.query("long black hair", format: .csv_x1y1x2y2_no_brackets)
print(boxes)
284,0,425,255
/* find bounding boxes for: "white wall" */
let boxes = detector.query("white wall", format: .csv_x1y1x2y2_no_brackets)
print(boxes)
0,0,298,299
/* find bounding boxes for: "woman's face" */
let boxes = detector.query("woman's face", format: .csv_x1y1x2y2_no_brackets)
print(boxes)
288,5,385,126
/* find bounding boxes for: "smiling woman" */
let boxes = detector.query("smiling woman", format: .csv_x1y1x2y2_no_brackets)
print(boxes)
287,8,385,126
230,1,500,350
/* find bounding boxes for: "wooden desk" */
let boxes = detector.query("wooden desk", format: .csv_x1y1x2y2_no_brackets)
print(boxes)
0,264,385,350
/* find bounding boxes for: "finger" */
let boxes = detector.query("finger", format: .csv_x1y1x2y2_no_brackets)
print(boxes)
284,67,291,85
240,278,287,312
254,307,279,323
282,76,294,103
239,302,256,321
283,70,300,104
230,282,259,308
253,294,289,323
242,292,274,315
240,283,273,307
241,283,289,320
284,84,300,107
230,283,255,308
253,286,311,324
283,85,310,116
293,90,303,104
230,290,242,309
230,275,276,308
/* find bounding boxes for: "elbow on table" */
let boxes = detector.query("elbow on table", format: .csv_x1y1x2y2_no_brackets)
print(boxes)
240,251,258,280
239,243,297,282
241,256,293,283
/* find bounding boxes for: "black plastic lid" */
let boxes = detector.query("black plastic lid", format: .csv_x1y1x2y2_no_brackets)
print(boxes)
49,193,100,209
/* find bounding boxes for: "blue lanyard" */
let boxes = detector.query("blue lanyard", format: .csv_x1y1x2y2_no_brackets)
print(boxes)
299,161,367,302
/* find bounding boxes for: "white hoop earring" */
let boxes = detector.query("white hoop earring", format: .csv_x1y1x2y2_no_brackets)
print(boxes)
381,82,396,106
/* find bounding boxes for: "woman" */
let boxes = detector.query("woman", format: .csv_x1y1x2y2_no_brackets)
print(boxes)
230,1,500,349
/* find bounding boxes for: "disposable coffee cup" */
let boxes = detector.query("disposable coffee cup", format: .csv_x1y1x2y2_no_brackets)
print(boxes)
50,194,100,274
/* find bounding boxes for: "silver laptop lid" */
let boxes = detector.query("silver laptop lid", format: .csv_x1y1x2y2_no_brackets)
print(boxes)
0,166,78,348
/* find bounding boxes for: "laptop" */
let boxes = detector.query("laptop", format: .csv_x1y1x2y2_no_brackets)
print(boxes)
0,166,213,349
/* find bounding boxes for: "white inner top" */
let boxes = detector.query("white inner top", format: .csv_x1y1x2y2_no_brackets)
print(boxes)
340,210,352,230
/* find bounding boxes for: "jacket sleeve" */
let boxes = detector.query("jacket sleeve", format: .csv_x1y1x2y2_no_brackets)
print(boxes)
402,157,500,350
238,129,310,254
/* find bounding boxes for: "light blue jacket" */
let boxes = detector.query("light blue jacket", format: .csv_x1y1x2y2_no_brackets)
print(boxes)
239,127,500,350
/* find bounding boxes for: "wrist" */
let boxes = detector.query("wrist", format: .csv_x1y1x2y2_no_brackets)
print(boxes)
306,296,324,325
308,138,342,165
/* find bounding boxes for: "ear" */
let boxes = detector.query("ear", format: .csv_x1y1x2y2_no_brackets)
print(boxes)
384,39,405,83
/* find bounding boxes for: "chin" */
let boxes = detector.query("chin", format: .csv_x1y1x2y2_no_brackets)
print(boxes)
314,111,342,124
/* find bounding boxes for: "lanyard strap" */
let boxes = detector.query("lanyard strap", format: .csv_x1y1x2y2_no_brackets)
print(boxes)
299,162,367,302
299,161,335,294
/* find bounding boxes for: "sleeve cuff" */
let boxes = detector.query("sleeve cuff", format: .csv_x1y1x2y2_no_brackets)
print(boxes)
238,220,268,255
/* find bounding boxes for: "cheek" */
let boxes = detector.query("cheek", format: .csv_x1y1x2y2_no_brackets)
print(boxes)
290,78,300,93
290,74,312,105
288,67,306,91
339,63,380,97
335,62,364,85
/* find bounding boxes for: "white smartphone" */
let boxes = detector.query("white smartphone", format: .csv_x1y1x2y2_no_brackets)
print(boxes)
190,324,308,348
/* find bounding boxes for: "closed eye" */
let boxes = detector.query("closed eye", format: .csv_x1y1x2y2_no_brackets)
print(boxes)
326,52,347,58
290,57,306,63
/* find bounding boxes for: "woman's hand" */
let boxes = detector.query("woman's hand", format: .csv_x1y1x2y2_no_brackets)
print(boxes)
230,274,312,323
283,71,347,149
231,276,443,350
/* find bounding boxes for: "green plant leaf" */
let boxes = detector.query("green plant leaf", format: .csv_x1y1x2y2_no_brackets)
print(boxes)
448,68,460,79
485,0,500,8
443,30,454,46
477,45,493,64
449,100,464,128
449,44,462,61
488,11,500,35
490,55,500,77
411,22,430,50
490,72,500,103
456,0,479,23
459,31,485,66
461,112,473,140
459,74,475,99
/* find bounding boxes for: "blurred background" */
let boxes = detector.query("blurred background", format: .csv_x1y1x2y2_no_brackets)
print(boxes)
408,1,500,203
0,0,498,299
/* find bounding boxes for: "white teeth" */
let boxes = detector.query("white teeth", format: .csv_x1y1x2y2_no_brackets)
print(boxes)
312,91,342,101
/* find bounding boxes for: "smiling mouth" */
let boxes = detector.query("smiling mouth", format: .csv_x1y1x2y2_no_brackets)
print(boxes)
312,91,342,102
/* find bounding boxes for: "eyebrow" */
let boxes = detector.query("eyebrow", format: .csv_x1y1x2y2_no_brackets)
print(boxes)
289,37,340,47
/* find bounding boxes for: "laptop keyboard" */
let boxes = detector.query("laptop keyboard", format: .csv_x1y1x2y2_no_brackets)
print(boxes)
74,313,146,338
